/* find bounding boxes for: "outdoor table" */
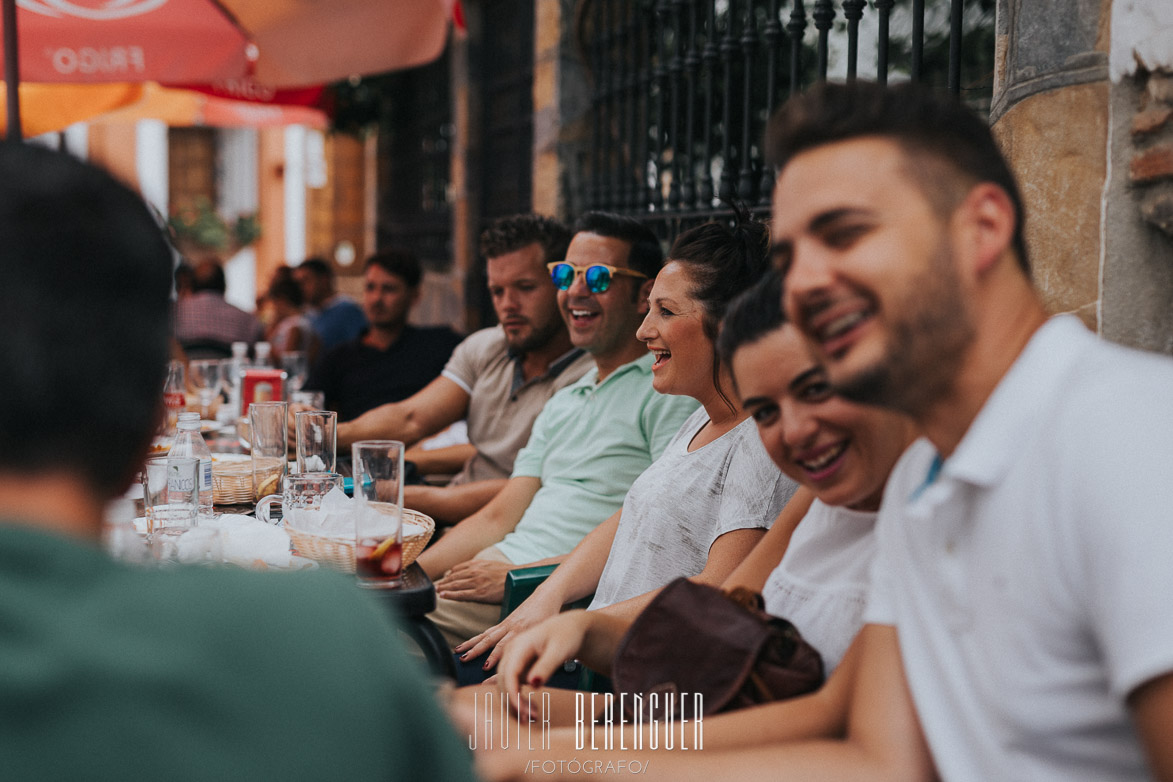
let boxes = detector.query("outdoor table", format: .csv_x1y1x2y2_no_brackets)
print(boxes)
368,564,457,681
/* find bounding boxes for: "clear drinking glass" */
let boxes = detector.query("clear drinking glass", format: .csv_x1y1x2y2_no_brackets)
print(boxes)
295,410,337,474
352,440,405,588
141,456,199,539
256,471,343,525
187,358,222,420
291,390,325,410
249,401,289,501
281,351,309,394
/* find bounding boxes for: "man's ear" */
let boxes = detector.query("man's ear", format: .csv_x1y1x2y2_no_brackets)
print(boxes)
959,182,1017,277
635,277,655,313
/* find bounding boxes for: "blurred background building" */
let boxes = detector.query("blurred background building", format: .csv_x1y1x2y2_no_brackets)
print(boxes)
16,0,1171,355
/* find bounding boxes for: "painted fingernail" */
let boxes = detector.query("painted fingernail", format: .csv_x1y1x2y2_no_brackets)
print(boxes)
530,676,543,687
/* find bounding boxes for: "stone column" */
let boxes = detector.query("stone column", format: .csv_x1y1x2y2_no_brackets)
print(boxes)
990,0,1109,330
993,0,1173,355
533,0,592,219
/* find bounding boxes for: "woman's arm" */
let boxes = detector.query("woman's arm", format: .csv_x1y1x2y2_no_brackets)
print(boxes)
721,487,814,592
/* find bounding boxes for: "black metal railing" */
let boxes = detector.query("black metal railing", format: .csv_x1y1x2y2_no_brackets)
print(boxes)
577,0,994,240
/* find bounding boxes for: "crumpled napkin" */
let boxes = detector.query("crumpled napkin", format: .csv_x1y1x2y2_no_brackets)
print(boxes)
199,514,294,568
285,486,354,536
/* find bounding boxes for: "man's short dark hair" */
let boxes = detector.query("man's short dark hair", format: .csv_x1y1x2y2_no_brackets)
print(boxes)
717,268,785,370
0,142,173,496
364,248,422,288
298,257,333,279
479,214,572,266
175,261,195,295
572,211,664,279
191,260,227,294
766,80,1029,273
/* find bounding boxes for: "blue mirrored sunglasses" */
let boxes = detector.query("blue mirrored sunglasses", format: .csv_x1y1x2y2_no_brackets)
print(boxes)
547,261,648,293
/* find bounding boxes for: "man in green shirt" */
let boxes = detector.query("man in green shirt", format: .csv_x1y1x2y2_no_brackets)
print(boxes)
0,143,475,782
418,213,698,648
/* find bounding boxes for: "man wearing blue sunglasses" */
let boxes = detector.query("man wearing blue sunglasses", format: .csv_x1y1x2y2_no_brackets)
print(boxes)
419,213,699,649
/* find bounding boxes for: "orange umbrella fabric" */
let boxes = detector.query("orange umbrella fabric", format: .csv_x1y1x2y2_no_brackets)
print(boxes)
1,0,452,88
0,80,328,136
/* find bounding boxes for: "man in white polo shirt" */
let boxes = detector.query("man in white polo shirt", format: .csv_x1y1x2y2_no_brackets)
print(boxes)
755,82,1173,780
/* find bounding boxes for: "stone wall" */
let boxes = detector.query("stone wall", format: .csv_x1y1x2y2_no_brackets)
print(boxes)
1101,67,1173,354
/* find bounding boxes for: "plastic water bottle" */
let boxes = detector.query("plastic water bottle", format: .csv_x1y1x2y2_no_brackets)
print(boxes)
171,412,214,519
253,341,273,368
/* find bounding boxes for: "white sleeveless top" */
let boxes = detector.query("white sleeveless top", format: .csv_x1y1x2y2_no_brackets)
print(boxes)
761,499,876,673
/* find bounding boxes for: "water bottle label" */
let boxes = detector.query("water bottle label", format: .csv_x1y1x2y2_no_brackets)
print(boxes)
200,460,213,492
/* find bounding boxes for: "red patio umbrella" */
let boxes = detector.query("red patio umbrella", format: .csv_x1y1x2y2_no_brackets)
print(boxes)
1,0,455,139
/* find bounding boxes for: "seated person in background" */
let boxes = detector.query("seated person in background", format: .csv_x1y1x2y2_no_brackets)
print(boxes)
261,267,320,366
456,217,798,676
329,214,594,526
302,249,463,423
173,259,264,357
417,212,698,648
292,257,367,353
0,142,475,782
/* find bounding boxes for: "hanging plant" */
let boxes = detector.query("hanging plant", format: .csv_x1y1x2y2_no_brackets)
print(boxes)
168,197,261,259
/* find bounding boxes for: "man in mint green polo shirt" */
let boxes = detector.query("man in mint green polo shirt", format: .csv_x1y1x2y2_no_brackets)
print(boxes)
0,143,475,782
419,213,698,648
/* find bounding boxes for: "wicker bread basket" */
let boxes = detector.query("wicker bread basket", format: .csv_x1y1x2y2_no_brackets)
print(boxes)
210,454,255,505
284,508,435,573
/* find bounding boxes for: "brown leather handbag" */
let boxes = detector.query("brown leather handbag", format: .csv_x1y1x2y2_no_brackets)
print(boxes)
610,577,824,721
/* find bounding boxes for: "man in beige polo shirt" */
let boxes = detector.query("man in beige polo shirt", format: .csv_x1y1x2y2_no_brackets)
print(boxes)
333,214,593,525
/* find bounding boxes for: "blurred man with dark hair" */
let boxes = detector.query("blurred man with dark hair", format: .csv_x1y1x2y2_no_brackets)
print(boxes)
303,249,463,422
173,258,263,355
293,256,367,352
332,214,593,525
0,142,475,782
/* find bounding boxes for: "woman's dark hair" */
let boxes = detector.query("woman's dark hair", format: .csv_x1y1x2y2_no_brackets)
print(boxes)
716,268,785,378
667,206,771,411
267,274,304,308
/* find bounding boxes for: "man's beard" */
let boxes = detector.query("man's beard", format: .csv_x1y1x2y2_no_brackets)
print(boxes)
833,241,974,417
506,316,563,354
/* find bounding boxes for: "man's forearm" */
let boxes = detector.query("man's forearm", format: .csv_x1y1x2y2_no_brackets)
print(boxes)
406,480,509,527
406,443,477,477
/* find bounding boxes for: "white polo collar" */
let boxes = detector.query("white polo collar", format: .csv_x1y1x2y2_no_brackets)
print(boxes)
928,315,1091,490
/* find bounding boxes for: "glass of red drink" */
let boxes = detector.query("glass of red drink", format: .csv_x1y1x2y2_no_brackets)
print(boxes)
352,440,405,588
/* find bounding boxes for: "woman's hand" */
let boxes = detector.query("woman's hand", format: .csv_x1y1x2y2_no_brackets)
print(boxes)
455,587,566,669
496,610,594,707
